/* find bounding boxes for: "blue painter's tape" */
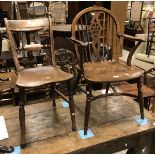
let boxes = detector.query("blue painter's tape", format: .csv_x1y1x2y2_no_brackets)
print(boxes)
78,128,94,139
135,115,150,126
11,146,20,154
61,101,69,108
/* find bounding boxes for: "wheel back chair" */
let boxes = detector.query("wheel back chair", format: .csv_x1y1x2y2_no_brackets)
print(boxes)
71,6,145,135
5,14,76,147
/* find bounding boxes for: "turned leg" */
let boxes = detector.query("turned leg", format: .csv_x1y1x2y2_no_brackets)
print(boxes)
144,97,150,110
11,88,16,106
67,80,76,131
105,83,110,94
50,84,56,109
137,77,144,119
84,81,92,135
19,87,26,148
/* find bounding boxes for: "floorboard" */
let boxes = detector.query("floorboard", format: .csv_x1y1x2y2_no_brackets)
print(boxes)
0,91,155,153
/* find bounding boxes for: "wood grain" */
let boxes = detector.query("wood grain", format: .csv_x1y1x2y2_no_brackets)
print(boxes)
0,91,155,153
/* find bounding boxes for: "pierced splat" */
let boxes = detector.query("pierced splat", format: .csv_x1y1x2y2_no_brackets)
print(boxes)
89,12,103,61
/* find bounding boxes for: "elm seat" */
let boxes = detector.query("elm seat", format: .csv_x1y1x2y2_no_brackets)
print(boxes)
17,66,73,88
84,62,144,82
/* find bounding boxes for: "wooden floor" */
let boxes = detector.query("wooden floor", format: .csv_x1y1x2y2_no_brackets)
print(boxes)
0,91,155,153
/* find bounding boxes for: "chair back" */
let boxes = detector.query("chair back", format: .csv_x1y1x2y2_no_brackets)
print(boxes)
5,16,55,72
71,6,121,64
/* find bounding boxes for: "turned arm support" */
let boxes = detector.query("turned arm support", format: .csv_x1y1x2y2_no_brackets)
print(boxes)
118,33,145,42
118,33,145,66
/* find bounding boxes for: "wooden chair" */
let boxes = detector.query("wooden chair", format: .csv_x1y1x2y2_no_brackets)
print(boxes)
118,68,155,111
5,15,76,147
71,6,145,135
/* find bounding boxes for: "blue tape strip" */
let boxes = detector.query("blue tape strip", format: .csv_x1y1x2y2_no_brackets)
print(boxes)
78,128,94,139
61,101,69,108
11,146,20,154
135,115,150,126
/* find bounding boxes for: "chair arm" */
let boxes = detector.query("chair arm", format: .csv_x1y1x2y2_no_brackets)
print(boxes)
118,33,145,66
118,33,145,42
70,37,88,47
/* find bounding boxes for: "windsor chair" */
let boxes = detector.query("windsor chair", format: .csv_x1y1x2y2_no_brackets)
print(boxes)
71,6,144,135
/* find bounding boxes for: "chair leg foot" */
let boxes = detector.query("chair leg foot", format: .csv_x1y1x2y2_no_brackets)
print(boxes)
72,124,76,131
50,84,56,109
21,143,27,149
84,128,88,135
69,96,76,131
19,88,26,147
19,109,26,147
106,83,110,94
84,82,92,135
84,99,91,135
137,78,144,119
53,100,56,107
53,100,56,111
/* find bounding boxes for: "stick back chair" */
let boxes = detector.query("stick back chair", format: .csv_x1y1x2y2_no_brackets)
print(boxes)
71,6,145,135
5,15,76,147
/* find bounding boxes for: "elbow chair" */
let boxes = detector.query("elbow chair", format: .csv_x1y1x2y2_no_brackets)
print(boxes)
71,6,145,135
5,14,76,147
